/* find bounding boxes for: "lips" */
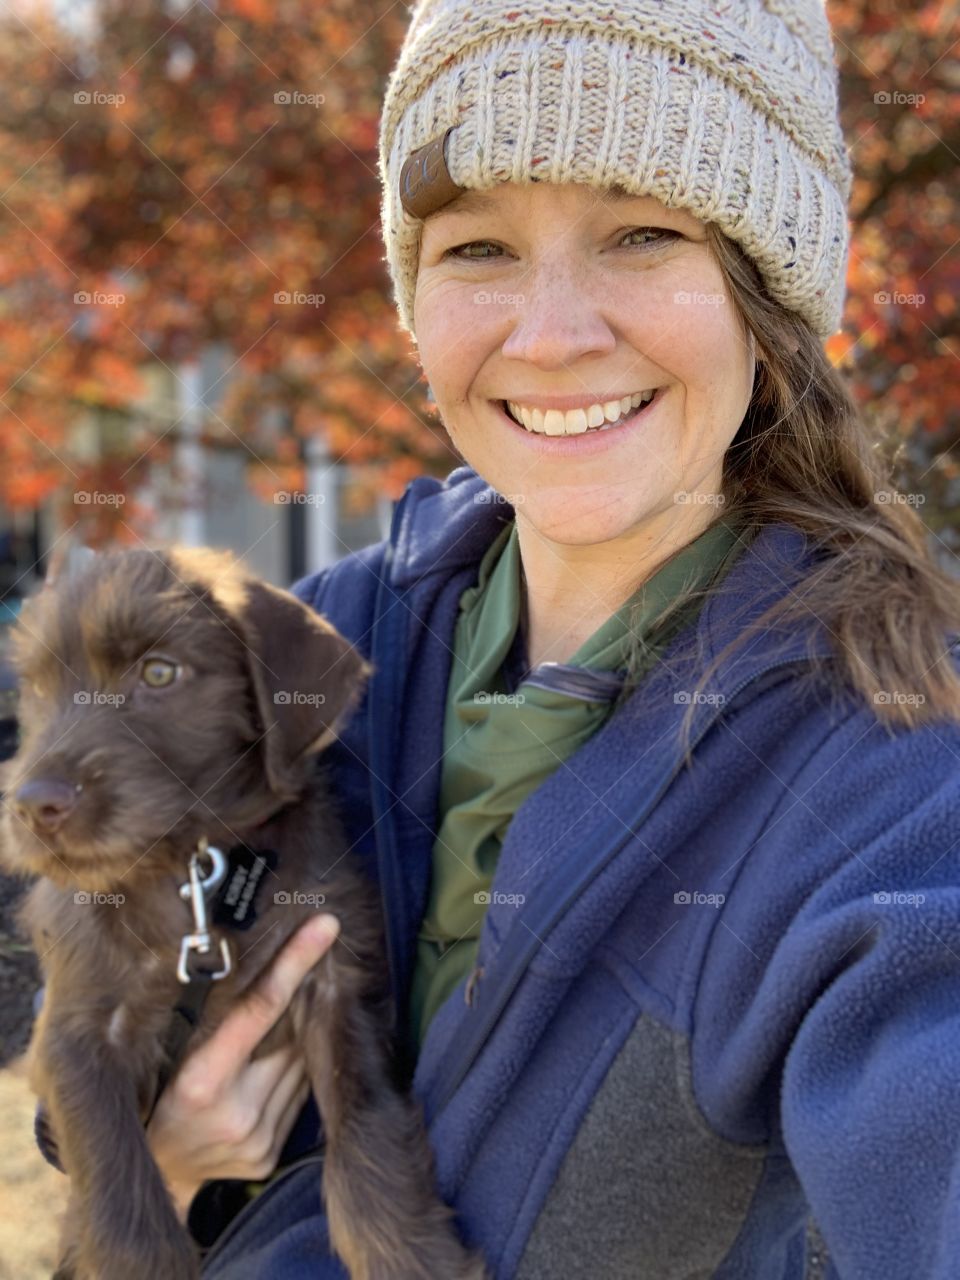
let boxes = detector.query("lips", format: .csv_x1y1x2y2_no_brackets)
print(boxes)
503,390,656,435
492,388,662,457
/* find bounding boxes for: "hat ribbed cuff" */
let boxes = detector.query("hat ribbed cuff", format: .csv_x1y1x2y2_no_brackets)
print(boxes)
381,33,849,341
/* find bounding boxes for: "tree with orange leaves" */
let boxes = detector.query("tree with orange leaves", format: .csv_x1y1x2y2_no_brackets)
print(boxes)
0,0,956,545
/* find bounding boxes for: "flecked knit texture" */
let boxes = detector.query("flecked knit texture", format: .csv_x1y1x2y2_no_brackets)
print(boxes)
378,0,853,341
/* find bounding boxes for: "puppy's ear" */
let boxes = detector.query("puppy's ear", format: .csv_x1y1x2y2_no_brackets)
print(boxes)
233,579,372,795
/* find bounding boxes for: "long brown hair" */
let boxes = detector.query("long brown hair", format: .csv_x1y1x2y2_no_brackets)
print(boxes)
624,223,960,751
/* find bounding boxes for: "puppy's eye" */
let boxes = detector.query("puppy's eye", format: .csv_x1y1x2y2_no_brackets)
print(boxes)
140,657,179,688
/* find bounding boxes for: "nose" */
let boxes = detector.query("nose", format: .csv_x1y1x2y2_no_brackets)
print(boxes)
499,261,616,369
13,778,80,834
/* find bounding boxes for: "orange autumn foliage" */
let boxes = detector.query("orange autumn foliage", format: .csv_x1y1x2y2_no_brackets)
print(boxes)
0,0,954,541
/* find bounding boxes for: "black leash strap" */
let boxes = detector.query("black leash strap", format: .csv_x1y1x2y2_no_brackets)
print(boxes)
144,969,216,1129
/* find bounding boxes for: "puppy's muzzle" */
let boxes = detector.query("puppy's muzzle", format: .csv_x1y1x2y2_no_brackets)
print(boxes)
12,777,82,834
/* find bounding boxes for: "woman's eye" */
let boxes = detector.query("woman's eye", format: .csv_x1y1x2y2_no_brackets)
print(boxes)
140,657,180,689
620,227,680,249
442,228,680,259
444,240,502,260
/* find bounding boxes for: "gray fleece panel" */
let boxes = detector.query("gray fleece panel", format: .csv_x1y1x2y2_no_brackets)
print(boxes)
515,1016,767,1280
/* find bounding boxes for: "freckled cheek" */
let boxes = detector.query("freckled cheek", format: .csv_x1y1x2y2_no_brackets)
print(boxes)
416,291,500,408
636,291,743,386
602,274,694,350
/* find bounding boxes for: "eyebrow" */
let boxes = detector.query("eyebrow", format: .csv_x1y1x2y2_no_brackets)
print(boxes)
431,189,502,218
431,183,644,219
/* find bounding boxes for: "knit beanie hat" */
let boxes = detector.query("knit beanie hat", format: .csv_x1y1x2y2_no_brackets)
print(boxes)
378,0,853,343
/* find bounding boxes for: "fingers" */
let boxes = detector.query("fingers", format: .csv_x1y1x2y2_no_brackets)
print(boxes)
269,1079,312,1169
246,1057,312,1179
256,1052,308,1141
177,914,340,1100
148,1046,299,1182
199,1051,309,1182
211,1045,302,1144
232,1047,306,1154
147,914,336,1190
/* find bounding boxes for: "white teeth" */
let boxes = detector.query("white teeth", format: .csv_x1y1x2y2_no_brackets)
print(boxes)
565,408,588,434
507,390,655,435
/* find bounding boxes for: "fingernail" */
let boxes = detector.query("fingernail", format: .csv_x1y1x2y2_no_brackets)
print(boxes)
311,913,340,943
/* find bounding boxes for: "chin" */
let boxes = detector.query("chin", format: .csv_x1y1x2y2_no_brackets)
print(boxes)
518,494,659,546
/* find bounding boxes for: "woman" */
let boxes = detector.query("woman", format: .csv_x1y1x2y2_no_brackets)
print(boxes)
131,0,960,1276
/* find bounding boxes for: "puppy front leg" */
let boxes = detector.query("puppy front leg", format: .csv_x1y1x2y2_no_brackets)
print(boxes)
40,1025,200,1280
291,955,489,1280
50,1186,88,1280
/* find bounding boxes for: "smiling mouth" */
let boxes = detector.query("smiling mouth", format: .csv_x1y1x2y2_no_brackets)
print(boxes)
500,389,660,437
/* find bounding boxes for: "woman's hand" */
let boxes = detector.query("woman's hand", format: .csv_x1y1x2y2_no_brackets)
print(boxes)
146,912,340,1223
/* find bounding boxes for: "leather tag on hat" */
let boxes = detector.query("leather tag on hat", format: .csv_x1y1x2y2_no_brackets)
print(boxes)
399,125,467,220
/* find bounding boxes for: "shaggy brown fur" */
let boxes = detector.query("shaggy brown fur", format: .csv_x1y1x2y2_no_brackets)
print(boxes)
0,545,488,1280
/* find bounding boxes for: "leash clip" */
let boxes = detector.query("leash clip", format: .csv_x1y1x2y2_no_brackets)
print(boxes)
176,837,232,984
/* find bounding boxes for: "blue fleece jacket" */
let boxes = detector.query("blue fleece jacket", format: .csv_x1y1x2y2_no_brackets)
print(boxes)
37,465,960,1279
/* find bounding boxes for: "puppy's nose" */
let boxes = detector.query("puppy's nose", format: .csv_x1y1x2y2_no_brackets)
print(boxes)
13,778,79,833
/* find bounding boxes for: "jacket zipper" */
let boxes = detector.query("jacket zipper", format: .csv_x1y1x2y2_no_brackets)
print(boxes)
428,653,833,1117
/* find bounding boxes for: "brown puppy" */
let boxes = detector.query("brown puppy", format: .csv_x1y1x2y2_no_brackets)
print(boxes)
0,545,487,1280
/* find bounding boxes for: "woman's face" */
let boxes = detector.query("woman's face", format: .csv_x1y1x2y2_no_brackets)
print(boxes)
414,181,755,547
